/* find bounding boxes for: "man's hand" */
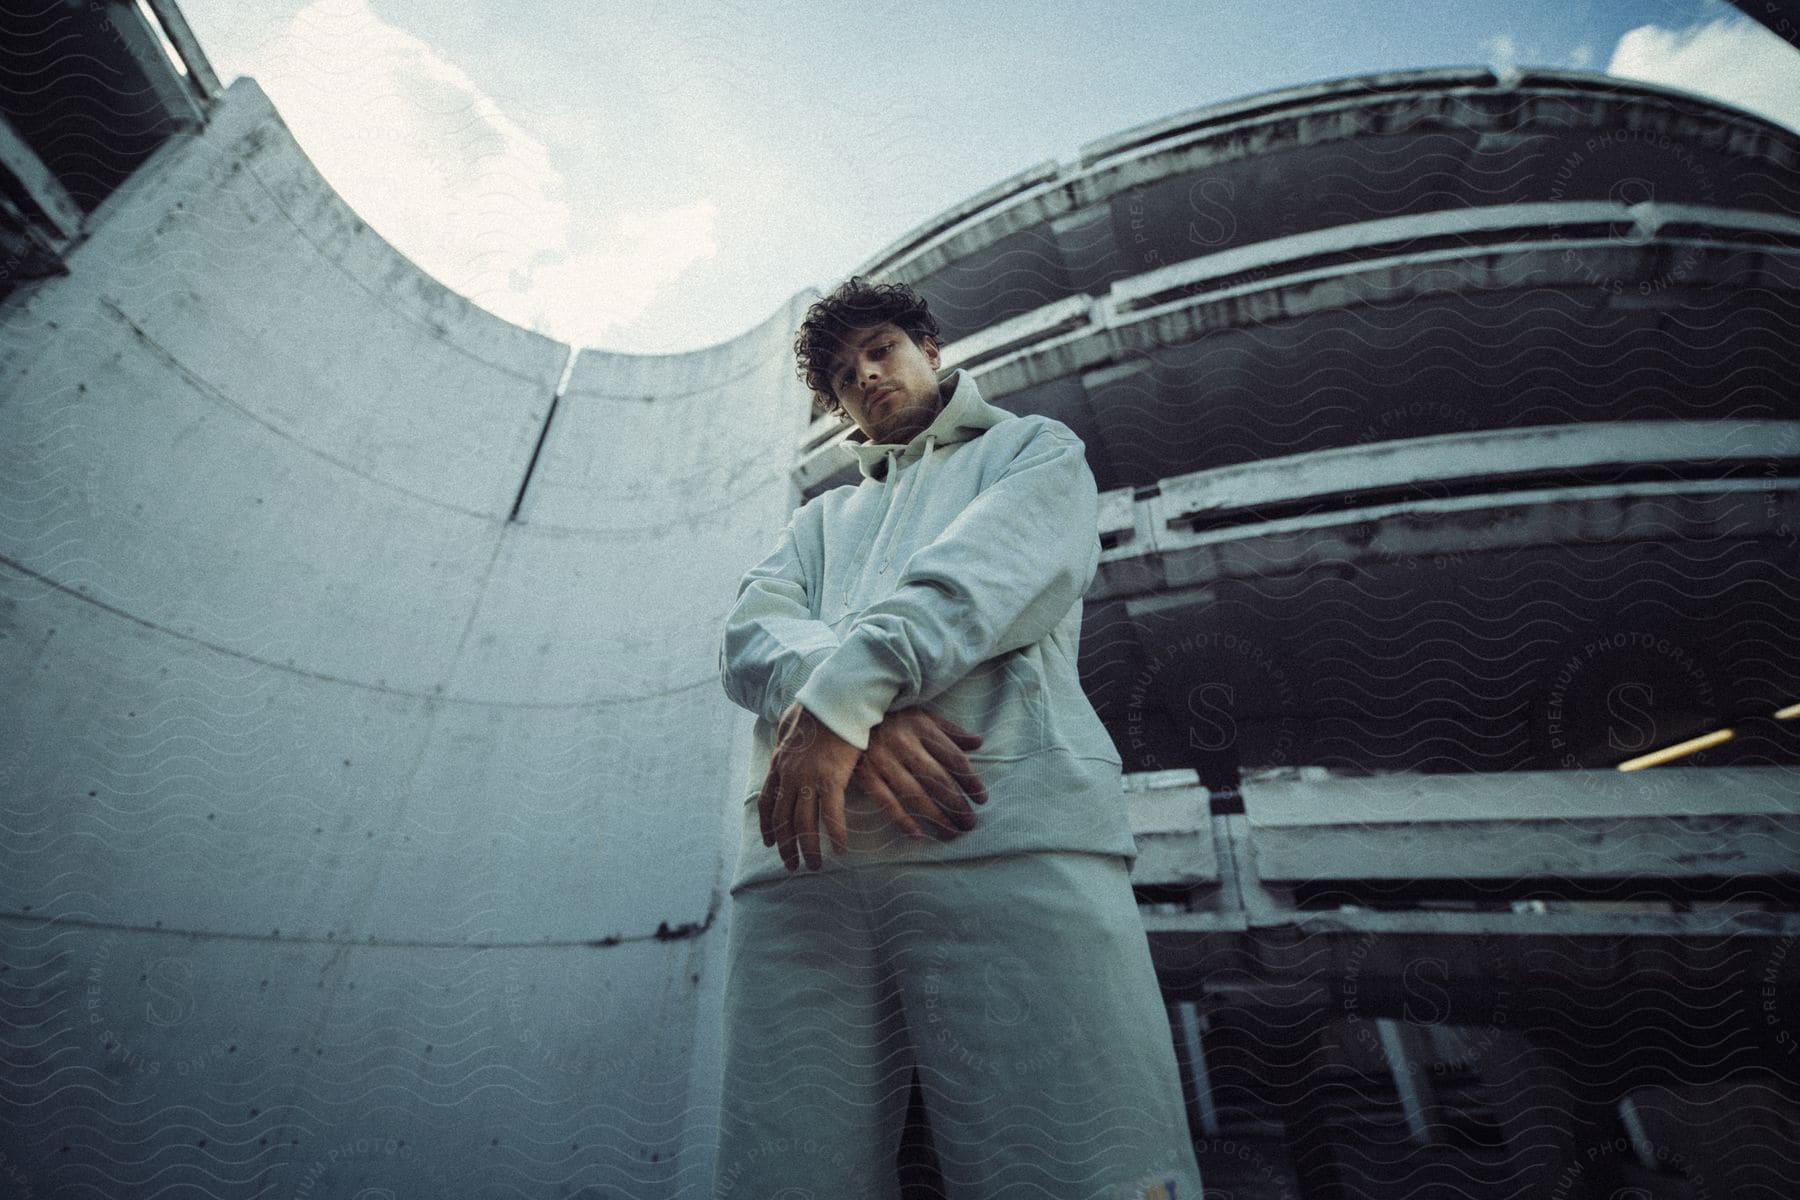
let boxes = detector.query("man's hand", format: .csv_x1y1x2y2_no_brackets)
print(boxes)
853,708,987,840
760,701,862,871
758,703,989,869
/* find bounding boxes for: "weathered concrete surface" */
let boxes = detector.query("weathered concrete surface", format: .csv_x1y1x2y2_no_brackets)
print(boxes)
0,76,814,1197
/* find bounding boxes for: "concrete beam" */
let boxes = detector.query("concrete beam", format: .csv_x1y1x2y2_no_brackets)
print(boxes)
1149,419,1797,535
1243,761,1799,820
1126,770,1800,898
141,0,226,100
1263,812,1800,883
1240,766,1800,883
1109,201,1800,318
1143,904,1800,946
1124,777,1219,886
0,115,83,241
1076,68,1496,168
796,211,1800,503
1104,479,1798,605
863,72,1797,290
102,0,207,127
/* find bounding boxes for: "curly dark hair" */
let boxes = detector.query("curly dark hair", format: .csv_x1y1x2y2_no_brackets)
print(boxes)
794,276,942,420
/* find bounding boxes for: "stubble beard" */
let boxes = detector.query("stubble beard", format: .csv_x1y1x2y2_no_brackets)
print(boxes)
875,384,944,444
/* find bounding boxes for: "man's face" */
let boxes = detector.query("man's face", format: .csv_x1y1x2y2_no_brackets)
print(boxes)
828,322,944,445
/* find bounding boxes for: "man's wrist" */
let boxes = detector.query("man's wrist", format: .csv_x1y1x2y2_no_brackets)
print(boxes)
778,699,829,739
792,634,902,751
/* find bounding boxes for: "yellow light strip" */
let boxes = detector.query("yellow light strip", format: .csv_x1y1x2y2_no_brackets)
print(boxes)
1616,728,1735,771
1611,699,1797,771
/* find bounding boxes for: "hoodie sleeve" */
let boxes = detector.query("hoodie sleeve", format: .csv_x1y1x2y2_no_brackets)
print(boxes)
793,421,1100,750
719,500,842,728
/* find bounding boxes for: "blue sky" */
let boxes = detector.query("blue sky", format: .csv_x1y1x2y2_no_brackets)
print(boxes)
170,0,1797,353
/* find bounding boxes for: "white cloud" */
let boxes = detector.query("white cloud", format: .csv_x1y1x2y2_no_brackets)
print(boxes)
517,202,719,341
1480,33,1519,73
1607,17,1800,133
1567,44,1594,69
244,0,715,346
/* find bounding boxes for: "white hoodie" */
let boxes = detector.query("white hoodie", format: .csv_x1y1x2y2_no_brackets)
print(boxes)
719,368,1135,892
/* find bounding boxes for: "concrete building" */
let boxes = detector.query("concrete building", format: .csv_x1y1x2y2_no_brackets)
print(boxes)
1,2,1796,1197
807,52,1800,1200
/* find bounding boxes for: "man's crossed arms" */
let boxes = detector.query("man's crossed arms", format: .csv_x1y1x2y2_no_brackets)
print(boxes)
758,699,987,872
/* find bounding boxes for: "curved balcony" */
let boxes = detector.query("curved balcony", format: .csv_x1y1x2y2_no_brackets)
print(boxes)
849,67,1800,342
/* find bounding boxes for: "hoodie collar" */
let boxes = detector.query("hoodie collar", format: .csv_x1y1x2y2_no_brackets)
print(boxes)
841,368,1010,481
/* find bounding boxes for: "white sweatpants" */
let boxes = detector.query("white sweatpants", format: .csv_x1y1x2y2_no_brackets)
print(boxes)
711,851,1204,1200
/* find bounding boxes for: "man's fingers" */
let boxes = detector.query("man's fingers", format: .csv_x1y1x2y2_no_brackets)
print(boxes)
796,783,821,871
868,757,954,835
821,788,849,859
859,772,925,840
766,705,862,870
903,792,959,838
919,727,989,808
757,765,779,846
903,750,976,830
927,712,984,747
924,782,977,832
773,777,797,872
952,760,988,806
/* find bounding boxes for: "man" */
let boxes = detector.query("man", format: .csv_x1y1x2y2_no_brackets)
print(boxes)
715,277,1202,1199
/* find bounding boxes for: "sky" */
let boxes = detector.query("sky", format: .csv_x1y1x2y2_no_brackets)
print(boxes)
167,0,1800,355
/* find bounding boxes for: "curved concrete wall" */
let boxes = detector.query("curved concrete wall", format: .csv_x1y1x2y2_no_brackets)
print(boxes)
0,76,817,1197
